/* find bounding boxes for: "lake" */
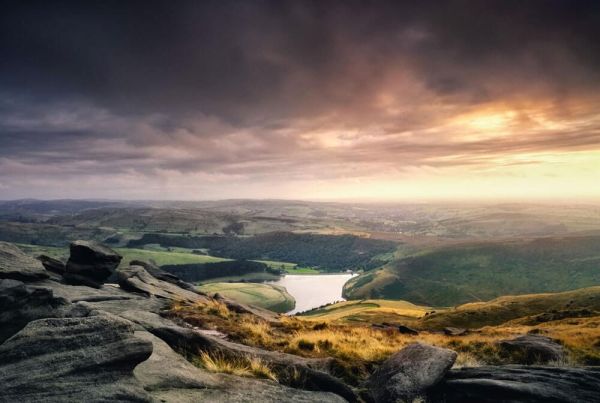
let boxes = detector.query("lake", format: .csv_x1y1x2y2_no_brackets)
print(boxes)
267,273,356,314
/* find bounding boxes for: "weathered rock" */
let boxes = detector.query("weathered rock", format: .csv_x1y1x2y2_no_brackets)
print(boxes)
123,310,356,401
130,259,200,292
37,254,66,275
26,277,169,320
367,342,457,402
398,325,419,335
443,327,469,336
497,334,564,364
0,242,49,281
433,365,600,402
117,265,209,303
0,279,90,343
64,240,122,288
0,313,153,402
134,330,347,402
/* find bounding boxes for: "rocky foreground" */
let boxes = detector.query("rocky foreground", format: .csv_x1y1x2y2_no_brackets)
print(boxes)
1,241,599,402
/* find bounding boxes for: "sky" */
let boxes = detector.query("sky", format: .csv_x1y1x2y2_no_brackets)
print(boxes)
1,0,600,201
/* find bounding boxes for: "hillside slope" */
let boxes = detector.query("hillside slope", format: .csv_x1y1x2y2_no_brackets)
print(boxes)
419,286,600,329
344,235,600,306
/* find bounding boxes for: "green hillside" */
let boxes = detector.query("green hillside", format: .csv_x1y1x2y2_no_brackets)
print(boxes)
197,282,295,313
344,235,600,306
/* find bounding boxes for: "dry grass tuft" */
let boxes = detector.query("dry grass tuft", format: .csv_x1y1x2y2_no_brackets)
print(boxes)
197,351,277,381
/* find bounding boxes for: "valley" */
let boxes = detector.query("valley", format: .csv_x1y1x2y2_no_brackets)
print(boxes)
2,199,600,401
4,199,600,312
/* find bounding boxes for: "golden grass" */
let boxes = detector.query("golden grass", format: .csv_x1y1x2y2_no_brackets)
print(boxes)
300,299,430,323
197,351,278,381
169,297,600,385
172,299,231,319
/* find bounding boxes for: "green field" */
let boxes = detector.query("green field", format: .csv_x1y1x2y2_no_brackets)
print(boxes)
197,282,295,313
197,272,281,284
254,259,320,274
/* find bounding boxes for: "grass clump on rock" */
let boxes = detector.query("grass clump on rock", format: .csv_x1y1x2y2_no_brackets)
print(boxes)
197,351,278,381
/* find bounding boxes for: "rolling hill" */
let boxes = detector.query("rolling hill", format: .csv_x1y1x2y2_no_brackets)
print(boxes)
344,235,600,306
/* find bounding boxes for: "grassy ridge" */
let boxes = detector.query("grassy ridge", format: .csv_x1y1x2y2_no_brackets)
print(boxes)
197,282,295,313
300,299,430,324
419,286,600,330
345,235,600,306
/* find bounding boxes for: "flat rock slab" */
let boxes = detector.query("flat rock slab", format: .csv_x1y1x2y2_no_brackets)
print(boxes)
0,313,153,403
368,342,457,402
0,242,49,282
434,365,600,402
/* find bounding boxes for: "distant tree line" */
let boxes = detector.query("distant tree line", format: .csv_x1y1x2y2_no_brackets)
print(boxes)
128,231,397,271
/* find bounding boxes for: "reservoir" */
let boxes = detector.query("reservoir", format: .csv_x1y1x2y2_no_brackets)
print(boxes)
267,273,356,314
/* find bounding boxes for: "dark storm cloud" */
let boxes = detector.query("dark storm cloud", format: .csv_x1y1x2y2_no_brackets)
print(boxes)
1,0,600,199
2,0,599,121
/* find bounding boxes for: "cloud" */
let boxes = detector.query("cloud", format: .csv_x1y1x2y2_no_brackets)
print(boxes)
1,0,600,199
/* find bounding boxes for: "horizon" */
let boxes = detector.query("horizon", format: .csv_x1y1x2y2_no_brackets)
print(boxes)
2,1,600,201
2,196,600,206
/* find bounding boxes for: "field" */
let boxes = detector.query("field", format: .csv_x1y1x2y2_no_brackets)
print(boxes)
198,272,281,284
197,282,295,313
253,260,320,274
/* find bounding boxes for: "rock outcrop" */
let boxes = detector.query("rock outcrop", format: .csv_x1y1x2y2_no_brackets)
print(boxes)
0,313,153,402
117,265,209,303
397,324,419,335
130,259,199,292
64,240,122,288
0,279,89,343
443,327,469,336
134,330,347,403
0,242,49,281
433,365,600,402
120,309,357,401
497,334,565,364
0,240,358,402
37,254,66,275
367,342,457,402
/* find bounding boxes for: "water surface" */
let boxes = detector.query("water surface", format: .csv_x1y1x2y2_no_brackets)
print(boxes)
267,273,355,314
